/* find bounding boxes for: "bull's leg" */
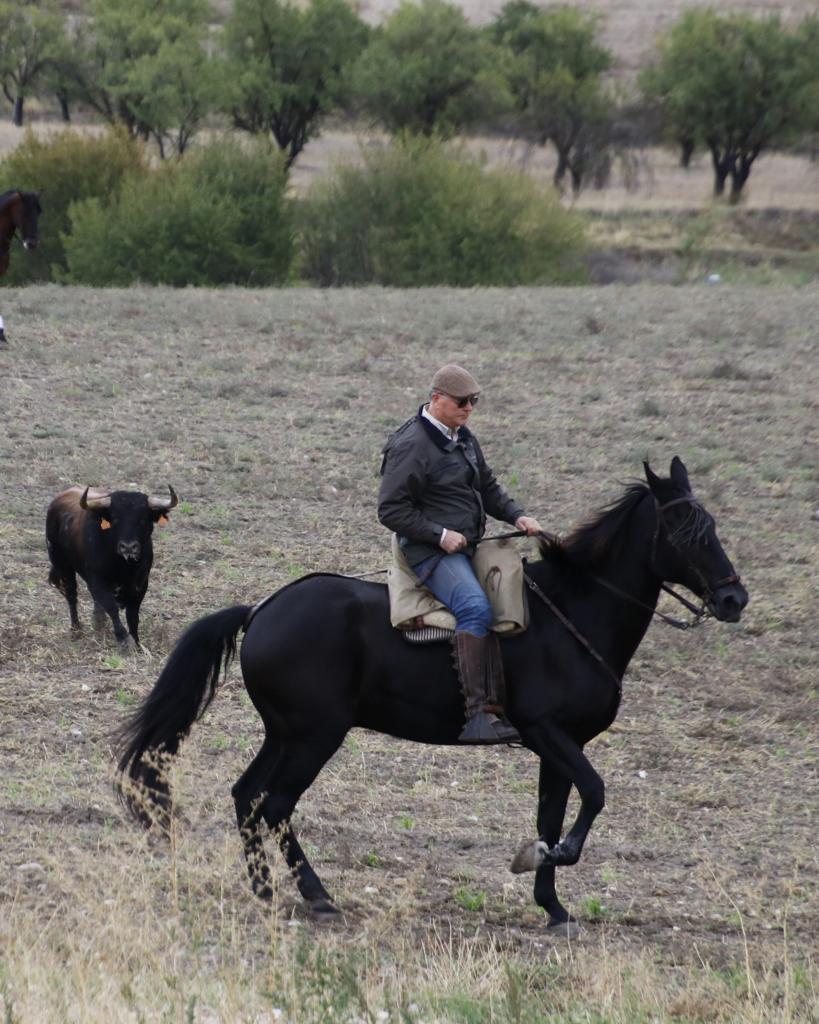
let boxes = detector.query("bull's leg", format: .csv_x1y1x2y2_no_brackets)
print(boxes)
533,768,573,928
124,600,143,647
86,582,129,647
514,721,604,871
49,564,81,632
92,602,107,633
63,572,81,633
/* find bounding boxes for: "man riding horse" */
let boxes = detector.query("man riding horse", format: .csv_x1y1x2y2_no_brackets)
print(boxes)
378,364,543,744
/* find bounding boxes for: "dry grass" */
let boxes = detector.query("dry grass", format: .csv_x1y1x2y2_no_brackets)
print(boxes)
1,284,817,1022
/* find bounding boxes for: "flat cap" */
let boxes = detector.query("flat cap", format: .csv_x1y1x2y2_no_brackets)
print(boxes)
430,364,480,398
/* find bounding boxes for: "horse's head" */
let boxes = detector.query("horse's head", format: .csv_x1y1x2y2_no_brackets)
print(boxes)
644,456,748,622
13,191,42,250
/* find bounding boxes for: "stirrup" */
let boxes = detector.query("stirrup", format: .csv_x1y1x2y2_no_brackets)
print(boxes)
458,710,521,745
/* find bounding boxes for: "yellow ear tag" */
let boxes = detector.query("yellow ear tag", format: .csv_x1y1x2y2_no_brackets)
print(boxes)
100,518,111,530
157,514,169,527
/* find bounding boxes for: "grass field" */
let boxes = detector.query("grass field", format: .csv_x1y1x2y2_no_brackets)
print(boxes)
1,284,817,1022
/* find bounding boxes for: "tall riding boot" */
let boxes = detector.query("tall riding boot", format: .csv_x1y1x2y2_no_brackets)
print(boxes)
453,631,521,744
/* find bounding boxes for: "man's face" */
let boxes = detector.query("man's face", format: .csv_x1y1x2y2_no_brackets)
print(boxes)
429,391,477,432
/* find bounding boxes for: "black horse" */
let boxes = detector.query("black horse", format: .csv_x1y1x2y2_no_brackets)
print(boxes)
0,190,41,345
117,458,748,928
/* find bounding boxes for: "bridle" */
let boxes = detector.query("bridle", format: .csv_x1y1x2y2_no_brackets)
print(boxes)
566,494,741,632
649,495,742,620
523,492,743,693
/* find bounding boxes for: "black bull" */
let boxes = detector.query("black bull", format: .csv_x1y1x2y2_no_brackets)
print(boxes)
117,459,748,929
46,485,178,647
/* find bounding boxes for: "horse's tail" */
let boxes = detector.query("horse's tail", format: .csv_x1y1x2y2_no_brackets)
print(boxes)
115,604,251,831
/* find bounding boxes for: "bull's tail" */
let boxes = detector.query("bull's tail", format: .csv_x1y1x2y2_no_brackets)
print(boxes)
115,604,251,830
47,564,66,594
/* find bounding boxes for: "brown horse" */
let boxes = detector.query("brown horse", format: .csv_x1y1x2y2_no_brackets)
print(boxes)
0,189,42,345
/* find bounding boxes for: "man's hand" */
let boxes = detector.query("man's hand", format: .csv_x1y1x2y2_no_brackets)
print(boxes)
440,529,468,553
515,515,543,536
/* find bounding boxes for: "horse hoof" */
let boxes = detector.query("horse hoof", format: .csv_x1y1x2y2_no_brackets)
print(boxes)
510,840,548,874
547,919,580,940
309,898,341,918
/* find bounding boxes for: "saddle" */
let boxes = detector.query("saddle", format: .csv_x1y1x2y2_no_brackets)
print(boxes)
387,534,529,643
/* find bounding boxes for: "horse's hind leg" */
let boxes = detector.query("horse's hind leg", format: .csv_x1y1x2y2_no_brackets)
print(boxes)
273,822,336,914
258,733,347,915
232,735,284,900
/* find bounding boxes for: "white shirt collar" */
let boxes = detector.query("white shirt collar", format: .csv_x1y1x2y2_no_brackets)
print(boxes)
422,404,459,441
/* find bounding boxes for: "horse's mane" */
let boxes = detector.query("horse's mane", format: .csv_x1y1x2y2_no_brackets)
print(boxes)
539,482,650,568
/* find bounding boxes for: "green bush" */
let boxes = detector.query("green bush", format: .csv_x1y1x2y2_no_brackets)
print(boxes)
298,136,586,286
62,139,294,286
0,127,146,283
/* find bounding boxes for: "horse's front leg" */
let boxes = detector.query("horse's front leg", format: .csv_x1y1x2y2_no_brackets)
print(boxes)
531,766,573,928
513,720,604,871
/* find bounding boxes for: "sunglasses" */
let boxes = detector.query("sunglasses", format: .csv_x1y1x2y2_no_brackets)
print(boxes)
441,391,480,408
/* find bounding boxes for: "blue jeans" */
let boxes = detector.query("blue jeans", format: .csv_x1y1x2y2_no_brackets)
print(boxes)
413,552,492,637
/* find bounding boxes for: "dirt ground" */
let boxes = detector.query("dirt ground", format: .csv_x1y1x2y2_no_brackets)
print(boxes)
0,285,817,1020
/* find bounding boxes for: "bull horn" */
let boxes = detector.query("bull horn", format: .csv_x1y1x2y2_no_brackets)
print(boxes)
147,485,178,511
80,486,111,510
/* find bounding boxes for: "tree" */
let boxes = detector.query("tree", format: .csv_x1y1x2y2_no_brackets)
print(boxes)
352,0,507,137
641,11,803,201
40,18,88,123
0,1,65,126
108,32,220,156
71,0,217,155
491,2,615,193
222,0,368,168
791,16,819,157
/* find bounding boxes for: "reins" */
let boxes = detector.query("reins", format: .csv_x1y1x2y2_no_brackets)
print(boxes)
522,572,624,692
489,523,717,632
588,574,706,631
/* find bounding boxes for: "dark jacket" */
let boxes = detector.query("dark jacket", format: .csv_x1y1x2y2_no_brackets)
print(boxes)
378,408,524,566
